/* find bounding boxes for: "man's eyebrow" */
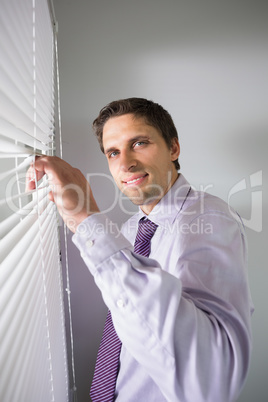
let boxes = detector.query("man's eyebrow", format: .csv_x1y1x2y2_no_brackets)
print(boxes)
104,146,117,155
104,135,150,155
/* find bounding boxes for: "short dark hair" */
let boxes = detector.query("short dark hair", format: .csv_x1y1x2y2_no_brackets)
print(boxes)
92,97,180,170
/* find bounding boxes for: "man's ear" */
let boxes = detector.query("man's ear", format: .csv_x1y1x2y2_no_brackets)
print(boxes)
170,138,180,161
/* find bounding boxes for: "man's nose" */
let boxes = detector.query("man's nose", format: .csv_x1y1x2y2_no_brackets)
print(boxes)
119,151,137,172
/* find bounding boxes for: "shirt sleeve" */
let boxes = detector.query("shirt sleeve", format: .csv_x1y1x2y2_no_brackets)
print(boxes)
72,212,253,402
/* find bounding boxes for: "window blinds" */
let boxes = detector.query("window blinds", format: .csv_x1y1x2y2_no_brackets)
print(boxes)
0,1,69,401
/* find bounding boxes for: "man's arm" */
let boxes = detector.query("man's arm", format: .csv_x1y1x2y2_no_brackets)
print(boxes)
72,209,252,402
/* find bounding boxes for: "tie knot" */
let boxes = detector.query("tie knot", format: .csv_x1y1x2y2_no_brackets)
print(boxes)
137,217,158,241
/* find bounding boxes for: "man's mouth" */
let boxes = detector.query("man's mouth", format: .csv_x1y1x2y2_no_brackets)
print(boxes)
123,174,148,186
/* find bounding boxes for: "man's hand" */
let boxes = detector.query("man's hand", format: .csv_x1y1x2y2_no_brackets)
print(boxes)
26,156,100,233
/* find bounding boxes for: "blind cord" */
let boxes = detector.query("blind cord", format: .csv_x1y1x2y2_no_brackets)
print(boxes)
14,141,22,215
55,27,78,402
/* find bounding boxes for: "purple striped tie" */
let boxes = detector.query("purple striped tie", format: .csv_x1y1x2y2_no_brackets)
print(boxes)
90,217,158,401
133,217,158,257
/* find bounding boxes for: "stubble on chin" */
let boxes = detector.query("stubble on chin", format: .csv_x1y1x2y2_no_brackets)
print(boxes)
122,182,165,207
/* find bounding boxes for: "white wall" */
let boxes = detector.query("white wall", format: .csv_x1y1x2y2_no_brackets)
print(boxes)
53,0,268,400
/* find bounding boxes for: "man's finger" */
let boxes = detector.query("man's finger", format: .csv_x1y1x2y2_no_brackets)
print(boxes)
25,157,47,192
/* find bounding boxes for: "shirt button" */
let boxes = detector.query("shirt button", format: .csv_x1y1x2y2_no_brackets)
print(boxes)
86,239,94,248
116,299,125,308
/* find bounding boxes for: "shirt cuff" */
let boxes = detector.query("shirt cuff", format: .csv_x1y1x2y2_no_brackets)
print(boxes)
72,213,132,274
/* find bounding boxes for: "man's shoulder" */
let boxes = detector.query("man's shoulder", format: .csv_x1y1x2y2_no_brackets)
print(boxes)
184,189,231,215
180,187,244,232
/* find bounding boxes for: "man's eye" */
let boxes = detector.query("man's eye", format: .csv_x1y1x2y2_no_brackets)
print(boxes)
109,151,119,158
134,141,146,147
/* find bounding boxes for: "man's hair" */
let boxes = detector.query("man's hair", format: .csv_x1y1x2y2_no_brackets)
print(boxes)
92,97,180,170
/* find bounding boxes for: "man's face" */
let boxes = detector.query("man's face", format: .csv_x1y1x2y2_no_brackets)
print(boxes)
102,114,180,214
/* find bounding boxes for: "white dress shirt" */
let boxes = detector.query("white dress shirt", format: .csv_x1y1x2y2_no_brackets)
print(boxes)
72,174,254,402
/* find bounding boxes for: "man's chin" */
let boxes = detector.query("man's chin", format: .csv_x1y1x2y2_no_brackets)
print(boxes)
125,194,146,206
120,183,164,208
124,192,160,208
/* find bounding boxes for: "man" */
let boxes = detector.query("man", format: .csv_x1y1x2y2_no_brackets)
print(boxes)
27,98,253,401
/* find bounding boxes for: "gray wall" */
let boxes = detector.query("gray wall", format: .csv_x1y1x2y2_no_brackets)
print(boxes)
53,0,268,401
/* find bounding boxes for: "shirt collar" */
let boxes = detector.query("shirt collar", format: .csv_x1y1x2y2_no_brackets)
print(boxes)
137,173,192,228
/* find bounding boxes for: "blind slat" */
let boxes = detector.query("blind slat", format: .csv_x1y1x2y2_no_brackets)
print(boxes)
0,215,56,320
0,45,32,104
0,2,32,81
0,117,51,151
0,155,33,182
0,183,50,209
0,137,33,155
0,47,55,128
0,93,54,145
0,196,53,264
0,185,49,238
1,259,50,401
